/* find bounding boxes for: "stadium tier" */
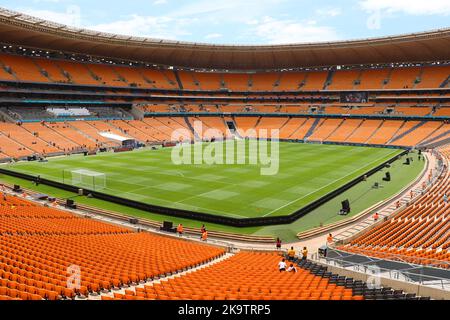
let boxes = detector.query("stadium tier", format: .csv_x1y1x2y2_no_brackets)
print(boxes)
107,252,364,300
0,8,449,302
1,52,450,90
0,116,449,160
0,195,225,300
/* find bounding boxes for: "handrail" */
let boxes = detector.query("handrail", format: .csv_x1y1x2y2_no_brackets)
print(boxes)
327,247,450,269
312,251,450,290
142,111,450,122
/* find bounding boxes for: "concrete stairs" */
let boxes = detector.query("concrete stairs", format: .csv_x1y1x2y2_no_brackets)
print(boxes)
304,118,321,140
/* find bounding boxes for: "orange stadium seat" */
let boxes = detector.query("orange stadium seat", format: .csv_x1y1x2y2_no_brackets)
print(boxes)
32,57,70,83
416,66,450,89
0,54,49,83
384,67,421,89
357,69,391,89
345,120,383,144
327,70,361,90
300,71,328,90
87,64,128,87
110,252,364,301
223,73,250,91
56,60,102,85
251,73,280,91
193,72,223,90
277,72,307,91
0,194,225,300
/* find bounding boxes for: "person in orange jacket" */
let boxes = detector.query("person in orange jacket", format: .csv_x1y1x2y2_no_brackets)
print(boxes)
327,233,333,244
201,230,208,242
176,223,184,237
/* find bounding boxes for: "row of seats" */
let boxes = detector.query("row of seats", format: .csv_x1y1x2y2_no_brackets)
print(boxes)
0,116,447,159
139,104,449,117
0,194,225,300
105,252,364,300
232,117,443,147
0,120,127,158
1,53,449,90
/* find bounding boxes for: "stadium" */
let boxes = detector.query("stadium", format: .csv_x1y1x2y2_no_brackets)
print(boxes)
0,3,449,306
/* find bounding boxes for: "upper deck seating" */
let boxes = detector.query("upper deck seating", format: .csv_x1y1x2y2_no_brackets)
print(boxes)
327,70,360,90
0,54,49,83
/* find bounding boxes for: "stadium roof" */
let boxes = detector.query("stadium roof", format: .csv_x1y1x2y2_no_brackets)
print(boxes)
1,7,450,71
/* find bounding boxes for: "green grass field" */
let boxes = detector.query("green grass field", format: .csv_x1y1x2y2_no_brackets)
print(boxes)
6,142,402,219
0,143,425,242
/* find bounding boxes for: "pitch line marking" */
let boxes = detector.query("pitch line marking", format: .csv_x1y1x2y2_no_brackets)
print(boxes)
262,150,400,217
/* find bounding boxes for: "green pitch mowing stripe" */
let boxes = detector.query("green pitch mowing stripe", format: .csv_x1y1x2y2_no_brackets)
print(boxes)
6,142,402,219
0,149,424,242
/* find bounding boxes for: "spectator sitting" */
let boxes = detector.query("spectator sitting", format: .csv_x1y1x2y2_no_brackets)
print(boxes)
287,264,297,273
278,259,287,272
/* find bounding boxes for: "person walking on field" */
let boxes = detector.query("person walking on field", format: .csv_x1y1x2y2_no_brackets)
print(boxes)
327,233,333,245
276,238,282,250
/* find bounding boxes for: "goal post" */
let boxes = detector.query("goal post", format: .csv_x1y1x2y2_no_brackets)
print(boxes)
71,169,106,191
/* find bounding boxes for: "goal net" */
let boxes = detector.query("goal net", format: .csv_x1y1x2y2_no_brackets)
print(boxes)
71,169,106,191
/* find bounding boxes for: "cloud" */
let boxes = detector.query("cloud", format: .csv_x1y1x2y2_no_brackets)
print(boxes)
13,0,342,45
16,5,81,26
204,33,222,40
315,7,342,18
359,0,450,15
88,14,192,40
32,0,61,3
250,16,340,44
169,0,287,21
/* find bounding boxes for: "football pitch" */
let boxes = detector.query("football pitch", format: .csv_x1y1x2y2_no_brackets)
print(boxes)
6,142,402,219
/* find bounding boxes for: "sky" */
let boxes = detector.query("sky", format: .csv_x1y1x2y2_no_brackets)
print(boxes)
2,0,450,45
